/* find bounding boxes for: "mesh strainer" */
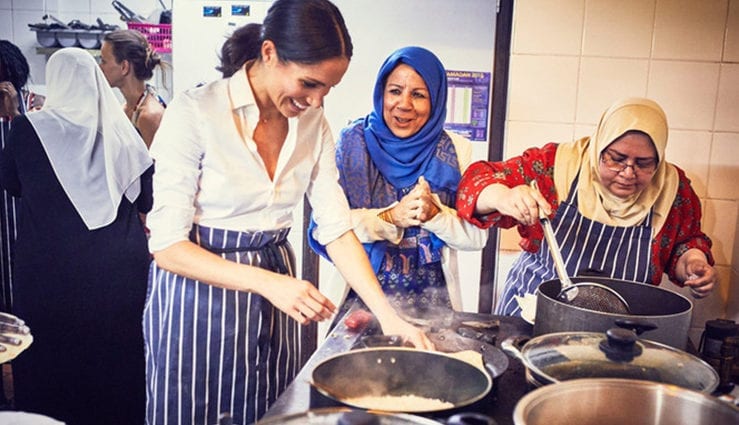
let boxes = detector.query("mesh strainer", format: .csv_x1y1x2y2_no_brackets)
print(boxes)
531,181,630,314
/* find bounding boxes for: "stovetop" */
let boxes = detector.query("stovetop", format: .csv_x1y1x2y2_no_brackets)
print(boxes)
262,300,534,425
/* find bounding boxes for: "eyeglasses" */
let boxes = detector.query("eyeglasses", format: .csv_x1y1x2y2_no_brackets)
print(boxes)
600,150,658,175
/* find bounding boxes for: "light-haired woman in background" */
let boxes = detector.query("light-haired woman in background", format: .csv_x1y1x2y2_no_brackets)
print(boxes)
99,29,166,148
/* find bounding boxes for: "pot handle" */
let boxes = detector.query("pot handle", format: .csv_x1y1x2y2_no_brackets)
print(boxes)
614,318,658,335
501,335,529,361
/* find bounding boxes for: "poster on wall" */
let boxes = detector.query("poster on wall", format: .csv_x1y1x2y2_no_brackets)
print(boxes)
444,70,491,142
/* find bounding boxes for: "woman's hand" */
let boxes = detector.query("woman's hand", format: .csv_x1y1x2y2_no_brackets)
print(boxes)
679,249,716,298
377,312,435,350
259,274,337,325
0,82,21,118
484,183,551,226
414,176,441,222
385,176,441,228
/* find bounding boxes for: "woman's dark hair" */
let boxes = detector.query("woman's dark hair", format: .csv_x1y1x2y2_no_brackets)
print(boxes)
0,40,31,92
217,0,353,78
103,30,162,81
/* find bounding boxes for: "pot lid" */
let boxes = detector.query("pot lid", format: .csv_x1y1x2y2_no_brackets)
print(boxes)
521,328,719,392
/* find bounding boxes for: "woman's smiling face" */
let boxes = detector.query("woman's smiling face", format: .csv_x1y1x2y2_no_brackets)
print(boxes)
382,63,431,139
267,54,349,118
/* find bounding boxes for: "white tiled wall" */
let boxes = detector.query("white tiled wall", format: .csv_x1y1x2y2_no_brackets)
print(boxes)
502,0,739,342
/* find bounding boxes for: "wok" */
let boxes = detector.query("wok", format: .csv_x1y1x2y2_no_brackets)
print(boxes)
310,347,492,413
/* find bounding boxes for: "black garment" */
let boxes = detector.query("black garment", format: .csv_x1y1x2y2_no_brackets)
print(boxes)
0,117,19,314
0,116,153,425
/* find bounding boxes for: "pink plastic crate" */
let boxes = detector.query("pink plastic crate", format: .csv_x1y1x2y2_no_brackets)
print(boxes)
127,22,172,53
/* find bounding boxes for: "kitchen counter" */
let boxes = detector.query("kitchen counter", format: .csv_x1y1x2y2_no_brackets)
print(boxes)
261,300,533,424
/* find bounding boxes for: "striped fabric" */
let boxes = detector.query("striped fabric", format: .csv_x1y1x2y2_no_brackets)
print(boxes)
497,177,653,316
144,225,301,425
0,94,25,313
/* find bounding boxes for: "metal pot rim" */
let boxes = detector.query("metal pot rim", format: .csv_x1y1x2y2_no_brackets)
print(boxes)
513,378,738,425
515,330,719,393
537,277,694,318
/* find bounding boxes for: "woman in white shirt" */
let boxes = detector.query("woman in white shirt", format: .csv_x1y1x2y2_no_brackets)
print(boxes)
144,1,431,424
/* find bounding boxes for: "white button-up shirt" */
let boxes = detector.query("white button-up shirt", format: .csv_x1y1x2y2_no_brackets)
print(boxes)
147,68,351,252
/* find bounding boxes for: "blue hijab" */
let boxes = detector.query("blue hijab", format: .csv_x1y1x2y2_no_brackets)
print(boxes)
308,47,461,272
364,46,450,189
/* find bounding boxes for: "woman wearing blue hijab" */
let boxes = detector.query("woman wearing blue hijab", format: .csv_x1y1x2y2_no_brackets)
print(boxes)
310,46,487,315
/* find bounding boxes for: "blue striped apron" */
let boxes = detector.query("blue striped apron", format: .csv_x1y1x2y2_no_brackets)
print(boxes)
496,177,654,316
144,225,301,425
0,94,26,313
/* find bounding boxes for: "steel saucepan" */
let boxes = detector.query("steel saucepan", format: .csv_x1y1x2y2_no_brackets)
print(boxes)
534,277,692,349
513,378,739,425
310,347,492,413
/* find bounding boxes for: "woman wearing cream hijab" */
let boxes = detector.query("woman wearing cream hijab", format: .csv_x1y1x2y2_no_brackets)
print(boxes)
456,97,716,317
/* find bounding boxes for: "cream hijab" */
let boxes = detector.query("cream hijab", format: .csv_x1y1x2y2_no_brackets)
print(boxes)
553,97,678,235
26,48,152,230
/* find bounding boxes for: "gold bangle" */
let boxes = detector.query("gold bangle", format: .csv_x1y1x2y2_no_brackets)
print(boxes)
428,203,441,219
378,209,394,224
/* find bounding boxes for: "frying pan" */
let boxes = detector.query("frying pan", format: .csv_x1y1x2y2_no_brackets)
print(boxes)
310,347,492,413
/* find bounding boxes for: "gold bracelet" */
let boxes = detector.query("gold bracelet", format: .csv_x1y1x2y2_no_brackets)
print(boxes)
378,209,394,224
428,203,441,219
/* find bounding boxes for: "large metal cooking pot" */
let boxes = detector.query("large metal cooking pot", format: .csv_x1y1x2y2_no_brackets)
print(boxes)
534,277,692,349
502,327,719,393
513,378,739,425
310,347,492,413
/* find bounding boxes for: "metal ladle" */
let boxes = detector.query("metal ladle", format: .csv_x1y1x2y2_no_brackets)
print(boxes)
530,181,631,314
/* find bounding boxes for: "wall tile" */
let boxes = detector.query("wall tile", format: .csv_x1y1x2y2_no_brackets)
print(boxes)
647,61,720,131
512,0,585,55
582,0,655,58
666,130,711,198
59,0,89,13
703,199,737,266
505,121,575,159
0,11,11,40
574,123,596,140
708,132,739,199
653,0,727,61
726,0,739,62
576,57,649,124
499,228,521,252
11,0,43,10
0,0,12,10
663,265,729,344
715,64,739,132
507,55,579,123
12,10,46,84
